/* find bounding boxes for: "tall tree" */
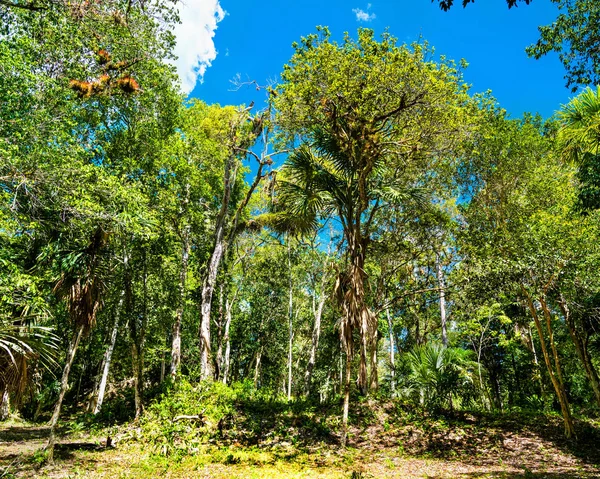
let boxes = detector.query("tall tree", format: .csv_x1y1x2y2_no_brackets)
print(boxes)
271,27,471,445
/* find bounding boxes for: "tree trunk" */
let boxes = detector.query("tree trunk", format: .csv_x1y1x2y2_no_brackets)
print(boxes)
170,224,190,379
93,294,124,414
127,249,146,420
47,324,84,463
305,291,326,395
0,387,9,421
341,349,352,447
215,282,225,380
253,346,262,388
522,287,575,438
385,308,396,393
200,152,239,381
368,327,378,392
436,252,448,347
287,240,293,401
527,324,547,401
221,298,233,384
558,297,600,409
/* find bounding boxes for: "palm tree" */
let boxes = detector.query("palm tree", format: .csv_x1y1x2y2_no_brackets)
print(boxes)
0,321,59,420
269,29,471,445
46,227,109,462
559,86,600,163
269,127,428,445
406,342,475,410
559,86,600,210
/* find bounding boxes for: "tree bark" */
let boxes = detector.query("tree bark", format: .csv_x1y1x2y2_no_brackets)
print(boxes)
93,293,124,414
253,346,262,388
200,155,236,381
47,324,84,463
521,286,575,438
368,327,379,392
558,297,600,408
305,289,326,395
127,249,145,420
287,240,294,400
170,224,190,379
221,298,233,384
341,349,352,447
0,387,9,420
436,252,448,347
385,308,396,393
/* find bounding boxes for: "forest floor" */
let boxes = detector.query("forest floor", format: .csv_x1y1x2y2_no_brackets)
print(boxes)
1,403,600,478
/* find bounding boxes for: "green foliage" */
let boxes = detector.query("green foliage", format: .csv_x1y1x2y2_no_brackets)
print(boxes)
404,343,475,410
527,0,600,91
141,380,237,456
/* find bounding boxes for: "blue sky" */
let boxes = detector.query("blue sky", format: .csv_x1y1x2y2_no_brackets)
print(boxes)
183,0,574,120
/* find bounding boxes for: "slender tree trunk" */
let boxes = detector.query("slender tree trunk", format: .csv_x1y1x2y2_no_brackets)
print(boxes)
559,297,600,408
0,387,9,420
305,292,326,395
287,241,294,400
200,155,237,381
47,324,84,462
215,282,225,380
528,324,546,401
368,327,378,392
341,349,352,447
199,228,223,380
358,310,369,395
170,224,190,379
221,298,233,384
93,294,124,414
127,249,145,420
436,252,448,347
253,346,262,388
385,308,396,393
131,339,143,419
522,287,575,438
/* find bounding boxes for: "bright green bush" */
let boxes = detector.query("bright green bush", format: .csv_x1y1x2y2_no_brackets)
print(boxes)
141,379,238,456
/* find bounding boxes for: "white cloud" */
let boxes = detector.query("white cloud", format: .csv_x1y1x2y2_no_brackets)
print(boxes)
352,6,376,22
172,0,226,94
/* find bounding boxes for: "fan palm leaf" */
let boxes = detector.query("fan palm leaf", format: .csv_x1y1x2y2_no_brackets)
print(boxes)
0,321,59,406
559,86,600,163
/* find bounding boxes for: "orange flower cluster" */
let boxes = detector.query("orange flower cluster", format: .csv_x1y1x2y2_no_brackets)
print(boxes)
68,50,140,98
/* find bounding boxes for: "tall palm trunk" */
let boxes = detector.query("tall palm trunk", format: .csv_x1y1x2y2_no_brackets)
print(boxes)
341,348,352,447
337,231,375,443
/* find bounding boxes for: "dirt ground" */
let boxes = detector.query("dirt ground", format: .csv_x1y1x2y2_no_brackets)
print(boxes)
1,410,600,478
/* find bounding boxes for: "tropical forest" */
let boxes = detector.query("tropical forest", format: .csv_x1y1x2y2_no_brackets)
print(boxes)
1,0,600,477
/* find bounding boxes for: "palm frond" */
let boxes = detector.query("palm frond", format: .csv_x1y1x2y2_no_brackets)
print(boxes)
559,86,600,162
0,321,59,404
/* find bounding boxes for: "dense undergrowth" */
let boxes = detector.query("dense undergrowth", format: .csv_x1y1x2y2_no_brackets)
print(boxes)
3,381,600,478
95,380,600,465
